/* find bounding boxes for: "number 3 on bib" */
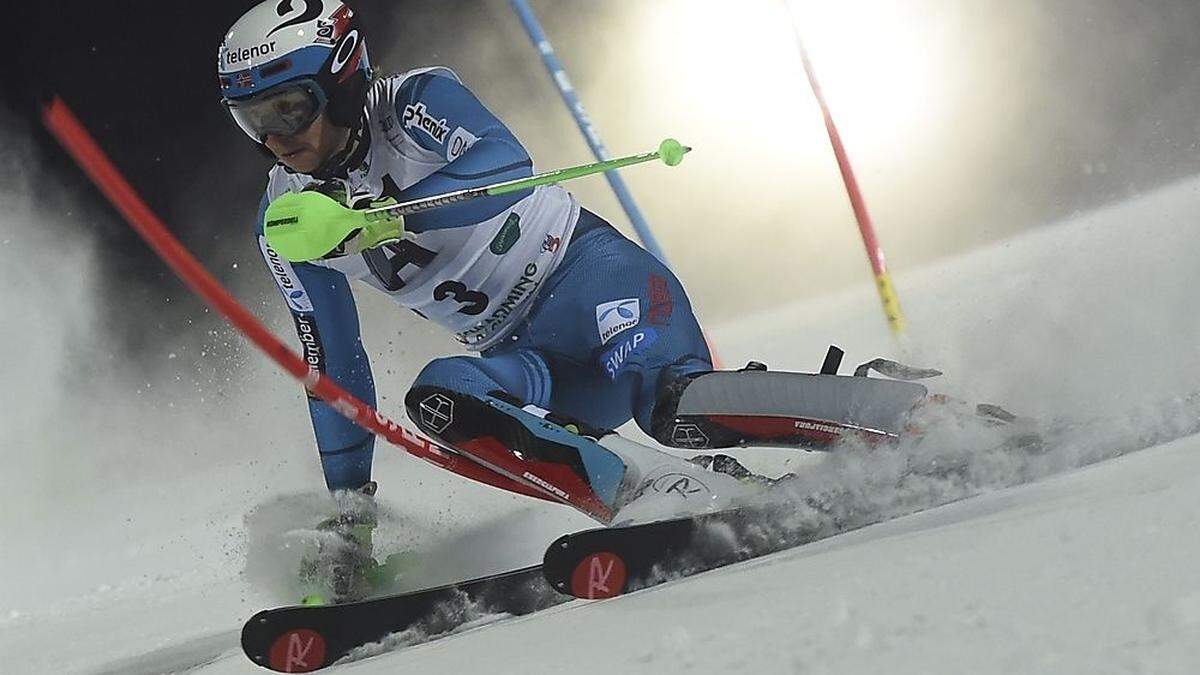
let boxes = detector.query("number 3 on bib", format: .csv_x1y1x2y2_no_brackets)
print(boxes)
433,280,489,316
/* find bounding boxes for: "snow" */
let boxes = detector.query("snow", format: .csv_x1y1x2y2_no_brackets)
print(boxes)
339,435,1200,675
4,157,1200,671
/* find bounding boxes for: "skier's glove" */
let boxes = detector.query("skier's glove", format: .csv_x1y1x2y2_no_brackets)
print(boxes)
263,188,404,262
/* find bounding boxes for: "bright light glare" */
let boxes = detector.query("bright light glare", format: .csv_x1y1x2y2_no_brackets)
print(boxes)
636,1,810,170
639,0,945,163
790,0,943,156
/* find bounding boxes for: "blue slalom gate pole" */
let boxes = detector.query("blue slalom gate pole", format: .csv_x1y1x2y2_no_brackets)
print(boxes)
508,0,670,265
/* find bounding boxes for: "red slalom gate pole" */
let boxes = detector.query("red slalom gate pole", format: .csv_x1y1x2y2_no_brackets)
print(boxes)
792,34,908,339
41,96,550,504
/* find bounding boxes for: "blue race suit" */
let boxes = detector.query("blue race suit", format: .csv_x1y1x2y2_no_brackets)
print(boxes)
254,68,710,490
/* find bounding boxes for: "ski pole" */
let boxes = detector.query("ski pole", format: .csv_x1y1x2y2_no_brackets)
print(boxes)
507,0,670,264
370,137,689,218
265,139,691,263
504,4,723,367
41,96,556,504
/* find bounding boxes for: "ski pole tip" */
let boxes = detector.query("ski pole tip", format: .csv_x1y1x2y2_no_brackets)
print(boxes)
658,138,690,166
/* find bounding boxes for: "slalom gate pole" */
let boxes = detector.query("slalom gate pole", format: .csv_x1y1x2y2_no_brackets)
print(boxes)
508,0,724,366
788,21,908,340
508,0,669,264
41,96,552,504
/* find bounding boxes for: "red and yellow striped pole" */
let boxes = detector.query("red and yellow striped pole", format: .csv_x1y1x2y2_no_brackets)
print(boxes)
792,27,908,339
41,96,559,507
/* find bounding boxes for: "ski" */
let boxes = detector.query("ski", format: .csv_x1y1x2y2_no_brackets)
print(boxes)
241,565,560,672
542,503,816,600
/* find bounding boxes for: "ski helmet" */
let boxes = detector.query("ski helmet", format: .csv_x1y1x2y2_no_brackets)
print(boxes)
217,0,372,142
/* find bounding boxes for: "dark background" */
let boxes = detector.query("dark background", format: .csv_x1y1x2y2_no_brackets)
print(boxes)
4,1,1200,369
2,1,484,360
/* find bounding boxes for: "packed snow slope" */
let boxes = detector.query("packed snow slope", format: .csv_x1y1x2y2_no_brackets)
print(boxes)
3,166,1200,674
330,435,1200,675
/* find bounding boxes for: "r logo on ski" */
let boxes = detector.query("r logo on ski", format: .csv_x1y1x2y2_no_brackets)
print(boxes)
648,472,709,498
266,628,327,672
285,632,315,671
586,555,615,597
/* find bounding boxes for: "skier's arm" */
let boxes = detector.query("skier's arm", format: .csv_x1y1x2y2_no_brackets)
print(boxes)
255,192,376,490
393,73,535,231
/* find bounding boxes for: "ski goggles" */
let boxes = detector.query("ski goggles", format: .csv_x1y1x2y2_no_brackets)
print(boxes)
223,79,328,142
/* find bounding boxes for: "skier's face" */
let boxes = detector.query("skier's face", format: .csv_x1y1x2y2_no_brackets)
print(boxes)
263,112,349,174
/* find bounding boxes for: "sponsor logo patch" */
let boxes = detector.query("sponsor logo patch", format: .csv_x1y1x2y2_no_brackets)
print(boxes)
265,215,299,228
446,126,478,162
402,102,450,144
489,213,521,255
328,29,360,76
315,20,337,45
671,423,710,449
647,273,673,325
795,419,843,435
291,314,325,397
541,234,562,254
223,41,277,68
599,328,658,380
314,5,353,46
259,238,313,312
418,393,454,434
455,262,541,346
596,298,640,345
523,471,571,501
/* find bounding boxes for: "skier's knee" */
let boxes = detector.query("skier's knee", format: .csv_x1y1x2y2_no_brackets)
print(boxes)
410,356,495,401
406,357,490,438
407,354,544,438
411,352,549,408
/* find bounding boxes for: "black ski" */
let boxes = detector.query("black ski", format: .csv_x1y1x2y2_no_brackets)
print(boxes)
542,504,819,599
241,565,560,672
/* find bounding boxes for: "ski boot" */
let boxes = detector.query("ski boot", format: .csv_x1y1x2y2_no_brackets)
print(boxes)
298,481,380,605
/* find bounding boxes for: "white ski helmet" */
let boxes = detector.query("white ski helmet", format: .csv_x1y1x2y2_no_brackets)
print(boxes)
217,0,372,141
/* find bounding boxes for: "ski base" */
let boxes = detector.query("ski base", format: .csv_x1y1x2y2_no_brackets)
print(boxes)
241,565,556,672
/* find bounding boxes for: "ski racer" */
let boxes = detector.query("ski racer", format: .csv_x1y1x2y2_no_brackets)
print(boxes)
218,0,930,601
